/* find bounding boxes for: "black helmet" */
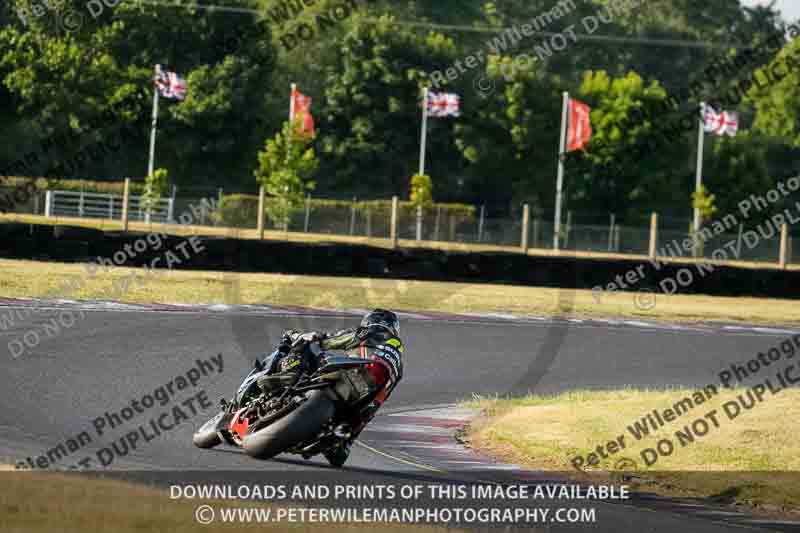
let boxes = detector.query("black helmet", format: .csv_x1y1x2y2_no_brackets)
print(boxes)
360,309,400,337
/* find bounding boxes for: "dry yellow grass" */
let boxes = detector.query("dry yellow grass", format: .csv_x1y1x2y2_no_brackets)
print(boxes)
0,471,454,533
466,389,800,509
2,258,800,324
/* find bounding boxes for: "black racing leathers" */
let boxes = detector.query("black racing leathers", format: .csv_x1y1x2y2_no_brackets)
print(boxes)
319,326,404,385
278,325,404,439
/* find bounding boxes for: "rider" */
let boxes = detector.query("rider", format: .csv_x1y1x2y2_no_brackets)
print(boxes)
270,309,404,464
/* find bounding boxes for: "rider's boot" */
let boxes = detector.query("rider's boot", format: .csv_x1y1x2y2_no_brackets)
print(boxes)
324,440,350,468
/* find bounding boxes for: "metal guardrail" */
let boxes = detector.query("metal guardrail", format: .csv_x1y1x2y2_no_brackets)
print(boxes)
44,190,174,223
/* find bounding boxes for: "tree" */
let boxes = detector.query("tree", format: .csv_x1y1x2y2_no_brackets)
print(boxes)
0,0,276,186
141,168,169,222
701,130,777,223
0,0,789,216
255,118,318,229
453,53,563,211
570,70,692,221
692,184,718,221
410,174,433,205
317,14,460,196
749,38,800,147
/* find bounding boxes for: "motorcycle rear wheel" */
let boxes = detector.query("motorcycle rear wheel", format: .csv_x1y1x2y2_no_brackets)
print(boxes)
242,390,335,460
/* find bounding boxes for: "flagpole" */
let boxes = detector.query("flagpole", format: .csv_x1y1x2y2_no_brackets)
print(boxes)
418,88,429,176
693,101,705,239
553,91,569,251
146,64,161,224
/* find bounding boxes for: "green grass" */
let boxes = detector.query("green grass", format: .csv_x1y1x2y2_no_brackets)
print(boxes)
464,388,800,512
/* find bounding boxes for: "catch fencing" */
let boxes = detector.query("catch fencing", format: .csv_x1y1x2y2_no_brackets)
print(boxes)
0,181,796,267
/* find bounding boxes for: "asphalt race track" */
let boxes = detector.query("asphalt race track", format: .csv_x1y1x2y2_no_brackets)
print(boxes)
2,303,799,532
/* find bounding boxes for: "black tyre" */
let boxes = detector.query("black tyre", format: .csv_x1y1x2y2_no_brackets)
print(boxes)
324,444,350,468
242,390,335,460
193,412,224,449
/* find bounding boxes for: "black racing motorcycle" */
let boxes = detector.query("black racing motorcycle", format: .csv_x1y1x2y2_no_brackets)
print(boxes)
192,345,393,467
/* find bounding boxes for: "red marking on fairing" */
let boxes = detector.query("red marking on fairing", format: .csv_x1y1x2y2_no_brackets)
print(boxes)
366,361,391,404
228,407,250,440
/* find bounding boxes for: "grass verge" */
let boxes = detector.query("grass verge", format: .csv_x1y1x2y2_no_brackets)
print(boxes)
0,471,451,533
2,258,800,324
464,388,800,512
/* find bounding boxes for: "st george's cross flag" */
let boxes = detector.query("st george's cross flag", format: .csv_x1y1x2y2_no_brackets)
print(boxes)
702,103,738,137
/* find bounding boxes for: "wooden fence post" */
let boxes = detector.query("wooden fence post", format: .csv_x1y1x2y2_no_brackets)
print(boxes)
649,212,659,260
780,223,789,269
390,196,399,249
121,178,130,231
521,204,530,254
304,194,311,233
257,185,265,239
608,213,615,252
350,197,357,236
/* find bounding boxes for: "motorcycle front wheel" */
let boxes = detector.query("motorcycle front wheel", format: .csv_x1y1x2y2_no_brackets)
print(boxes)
192,411,224,449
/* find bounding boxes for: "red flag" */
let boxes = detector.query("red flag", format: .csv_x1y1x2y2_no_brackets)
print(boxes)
291,87,315,137
566,98,592,152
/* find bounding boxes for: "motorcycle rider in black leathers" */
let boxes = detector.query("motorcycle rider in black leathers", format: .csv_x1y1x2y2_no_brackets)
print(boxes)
268,309,404,466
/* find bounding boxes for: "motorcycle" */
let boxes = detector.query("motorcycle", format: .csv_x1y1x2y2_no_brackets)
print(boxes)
192,344,393,467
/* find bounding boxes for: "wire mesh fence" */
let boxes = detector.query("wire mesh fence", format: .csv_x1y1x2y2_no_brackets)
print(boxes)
1,184,798,267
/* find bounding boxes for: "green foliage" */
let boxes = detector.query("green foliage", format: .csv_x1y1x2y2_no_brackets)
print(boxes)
213,193,272,228
0,0,793,225
701,130,777,223
2,176,146,194
141,168,168,212
410,174,433,205
749,38,800,147
318,14,458,196
0,0,275,186
691,185,718,223
573,70,691,218
455,52,560,209
214,194,475,228
255,118,319,228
